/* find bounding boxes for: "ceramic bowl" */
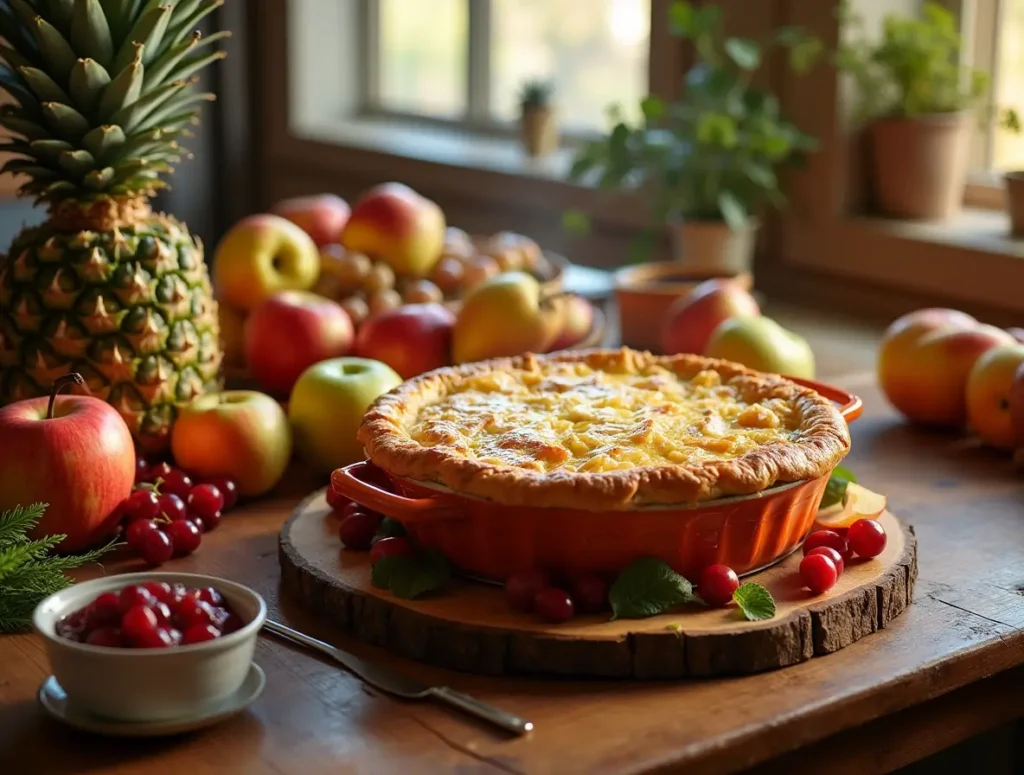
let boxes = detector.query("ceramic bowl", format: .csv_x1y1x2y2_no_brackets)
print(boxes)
33,571,267,723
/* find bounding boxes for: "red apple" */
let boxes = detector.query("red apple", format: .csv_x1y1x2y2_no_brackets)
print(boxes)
354,303,455,379
0,373,135,552
1009,361,1024,446
245,290,354,396
271,193,351,247
549,294,595,351
660,279,761,355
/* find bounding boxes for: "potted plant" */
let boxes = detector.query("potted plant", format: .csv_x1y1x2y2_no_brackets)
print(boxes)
566,1,820,277
837,2,989,220
998,108,1024,236
519,79,557,158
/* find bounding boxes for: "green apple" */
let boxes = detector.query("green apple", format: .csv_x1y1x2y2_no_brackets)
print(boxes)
288,357,403,472
705,316,816,379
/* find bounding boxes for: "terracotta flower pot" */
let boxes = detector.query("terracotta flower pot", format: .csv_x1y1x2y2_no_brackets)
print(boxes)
520,106,557,157
869,113,970,220
1005,172,1024,237
668,217,759,277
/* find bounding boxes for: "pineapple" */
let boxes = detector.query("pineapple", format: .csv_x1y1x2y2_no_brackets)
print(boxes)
0,0,228,453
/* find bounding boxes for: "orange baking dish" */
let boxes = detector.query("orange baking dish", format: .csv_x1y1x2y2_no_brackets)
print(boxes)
331,378,863,582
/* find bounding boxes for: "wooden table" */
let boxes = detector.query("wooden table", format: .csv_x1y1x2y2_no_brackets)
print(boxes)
2,310,1024,775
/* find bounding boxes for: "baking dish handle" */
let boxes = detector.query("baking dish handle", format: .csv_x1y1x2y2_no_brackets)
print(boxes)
331,462,467,526
787,377,863,424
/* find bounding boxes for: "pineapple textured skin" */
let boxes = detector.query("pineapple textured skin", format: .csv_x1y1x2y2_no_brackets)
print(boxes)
0,213,222,453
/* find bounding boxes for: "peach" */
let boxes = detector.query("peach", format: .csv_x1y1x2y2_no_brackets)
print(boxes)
214,214,320,311
965,344,1024,449
1010,362,1024,446
878,308,1015,427
340,182,446,277
271,193,350,247
660,278,760,355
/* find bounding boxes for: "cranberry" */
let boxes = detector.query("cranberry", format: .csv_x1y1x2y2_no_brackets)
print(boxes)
134,457,150,484
505,569,551,613
197,587,223,607
369,536,414,565
86,626,123,647
182,624,221,644
141,529,174,566
848,519,887,558
157,492,187,521
806,546,845,575
135,626,176,648
196,511,221,532
204,476,238,510
534,587,574,623
173,598,216,629
221,613,244,634
152,601,173,625
161,469,194,500
339,511,382,550
325,486,349,512
699,564,740,608
123,489,160,522
188,483,224,520
167,519,202,556
117,585,155,615
87,592,121,628
799,554,839,595
569,575,609,614
121,604,159,642
803,529,852,562
145,461,174,483
142,581,173,602
125,519,160,552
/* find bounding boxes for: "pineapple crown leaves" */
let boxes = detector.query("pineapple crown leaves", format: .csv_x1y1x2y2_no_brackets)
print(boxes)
0,502,116,633
0,0,228,205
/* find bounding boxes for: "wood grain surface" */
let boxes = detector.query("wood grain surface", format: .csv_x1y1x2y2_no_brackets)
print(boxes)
280,494,916,678
1,312,1023,775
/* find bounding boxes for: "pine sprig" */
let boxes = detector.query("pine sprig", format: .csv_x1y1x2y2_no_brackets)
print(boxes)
0,503,117,634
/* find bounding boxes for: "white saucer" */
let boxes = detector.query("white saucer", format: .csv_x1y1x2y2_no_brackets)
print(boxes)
37,662,265,737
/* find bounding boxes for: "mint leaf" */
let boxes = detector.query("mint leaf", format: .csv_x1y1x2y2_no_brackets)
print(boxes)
376,517,406,539
820,464,856,509
609,558,695,619
387,550,451,600
371,556,404,589
733,582,776,621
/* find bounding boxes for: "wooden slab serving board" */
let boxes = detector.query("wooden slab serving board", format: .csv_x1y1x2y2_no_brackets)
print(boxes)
279,490,917,679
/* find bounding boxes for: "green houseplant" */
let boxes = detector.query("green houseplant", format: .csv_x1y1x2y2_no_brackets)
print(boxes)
997,108,1024,236
837,1,989,220
519,79,557,158
567,1,820,276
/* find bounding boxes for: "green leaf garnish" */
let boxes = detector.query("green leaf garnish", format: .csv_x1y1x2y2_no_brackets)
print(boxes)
608,558,696,620
371,549,451,600
820,464,857,509
733,582,776,621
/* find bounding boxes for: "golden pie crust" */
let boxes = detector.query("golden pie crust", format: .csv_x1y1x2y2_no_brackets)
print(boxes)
357,348,851,510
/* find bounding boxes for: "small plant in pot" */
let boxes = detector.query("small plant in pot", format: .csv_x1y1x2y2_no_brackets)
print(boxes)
566,1,820,278
837,1,989,221
998,108,1024,237
519,79,557,158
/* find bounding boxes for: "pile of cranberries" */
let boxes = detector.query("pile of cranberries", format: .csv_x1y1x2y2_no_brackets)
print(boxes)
504,569,609,623
56,582,243,648
799,519,888,594
115,459,240,566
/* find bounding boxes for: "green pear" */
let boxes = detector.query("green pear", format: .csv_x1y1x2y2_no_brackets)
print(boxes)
704,316,816,379
452,272,563,363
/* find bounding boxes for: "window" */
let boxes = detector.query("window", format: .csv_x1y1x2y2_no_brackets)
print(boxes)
368,0,652,133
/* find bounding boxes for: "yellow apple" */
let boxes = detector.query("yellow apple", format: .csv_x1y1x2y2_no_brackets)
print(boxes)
704,316,815,379
288,357,402,472
452,271,563,363
213,214,320,311
170,391,293,497
815,483,887,529
965,343,1024,449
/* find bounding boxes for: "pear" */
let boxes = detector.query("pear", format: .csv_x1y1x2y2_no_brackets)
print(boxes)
704,316,816,379
452,272,563,363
